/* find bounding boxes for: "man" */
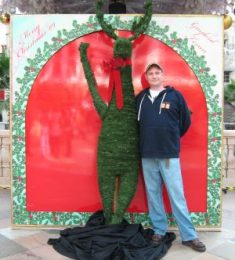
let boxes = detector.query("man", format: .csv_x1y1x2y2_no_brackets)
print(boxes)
136,63,206,252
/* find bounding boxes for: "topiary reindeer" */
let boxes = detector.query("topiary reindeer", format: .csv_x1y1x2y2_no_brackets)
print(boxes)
79,0,152,224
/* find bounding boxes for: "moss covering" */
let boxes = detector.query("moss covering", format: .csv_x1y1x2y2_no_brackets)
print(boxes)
114,38,132,58
79,0,152,224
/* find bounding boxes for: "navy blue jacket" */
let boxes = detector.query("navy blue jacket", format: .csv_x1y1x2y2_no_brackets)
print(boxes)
136,86,191,158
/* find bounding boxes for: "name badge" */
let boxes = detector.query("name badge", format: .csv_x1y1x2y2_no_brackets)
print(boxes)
160,102,171,109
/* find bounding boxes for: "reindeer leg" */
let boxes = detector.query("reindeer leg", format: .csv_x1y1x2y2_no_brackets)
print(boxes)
98,172,116,224
111,168,139,224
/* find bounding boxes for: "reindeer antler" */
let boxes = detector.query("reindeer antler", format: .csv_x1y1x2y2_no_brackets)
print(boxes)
96,0,152,42
96,0,118,40
129,0,153,41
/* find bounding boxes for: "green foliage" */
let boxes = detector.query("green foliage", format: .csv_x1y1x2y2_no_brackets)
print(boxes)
130,0,153,41
224,79,235,105
0,54,9,89
0,54,9,113
89,0,153,224
224,80,235,127
79,42,108,119
96,0,118,40
96,0,153,42
79,42,140,224
0,97,9,111
114,38,132,58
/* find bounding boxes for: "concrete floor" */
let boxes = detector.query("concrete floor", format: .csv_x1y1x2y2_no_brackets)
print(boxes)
0,189,235,260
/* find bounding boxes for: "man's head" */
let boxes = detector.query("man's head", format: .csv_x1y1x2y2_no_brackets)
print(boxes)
145,63,163,74
145,63,164,89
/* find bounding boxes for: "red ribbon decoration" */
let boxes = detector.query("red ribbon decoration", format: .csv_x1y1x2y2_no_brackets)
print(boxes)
103,58,131,110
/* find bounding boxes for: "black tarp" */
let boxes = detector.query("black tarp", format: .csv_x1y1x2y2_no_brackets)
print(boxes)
48,211,176,260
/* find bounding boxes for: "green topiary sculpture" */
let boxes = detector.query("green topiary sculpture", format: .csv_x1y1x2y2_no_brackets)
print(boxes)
79,0,152,224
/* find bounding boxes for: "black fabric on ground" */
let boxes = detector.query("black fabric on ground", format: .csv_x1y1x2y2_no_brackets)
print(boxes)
48,211,176,260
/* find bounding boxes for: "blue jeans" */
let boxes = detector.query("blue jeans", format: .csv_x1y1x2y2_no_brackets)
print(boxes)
142,158,197,241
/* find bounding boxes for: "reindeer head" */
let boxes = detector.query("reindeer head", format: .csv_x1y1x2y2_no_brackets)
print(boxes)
114,38,132,58
96,0,153,59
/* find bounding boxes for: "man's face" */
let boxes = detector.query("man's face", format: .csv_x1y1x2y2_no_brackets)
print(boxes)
145,67,164,88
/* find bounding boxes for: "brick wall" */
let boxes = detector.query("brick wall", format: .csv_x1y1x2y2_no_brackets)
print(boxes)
223,130,235,187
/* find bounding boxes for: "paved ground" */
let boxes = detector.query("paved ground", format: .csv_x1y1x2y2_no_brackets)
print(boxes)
0,189,235,259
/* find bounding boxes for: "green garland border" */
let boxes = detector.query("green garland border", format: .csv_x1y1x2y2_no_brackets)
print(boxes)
12,15,222,227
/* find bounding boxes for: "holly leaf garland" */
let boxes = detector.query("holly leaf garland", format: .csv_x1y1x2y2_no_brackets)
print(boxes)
12,15,222,227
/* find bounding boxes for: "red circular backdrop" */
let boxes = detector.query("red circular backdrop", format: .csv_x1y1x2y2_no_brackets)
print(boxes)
26,31,208,213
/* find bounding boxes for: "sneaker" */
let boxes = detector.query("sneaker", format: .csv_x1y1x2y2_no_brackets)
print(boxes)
152,234,164,245
182,239,206,252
